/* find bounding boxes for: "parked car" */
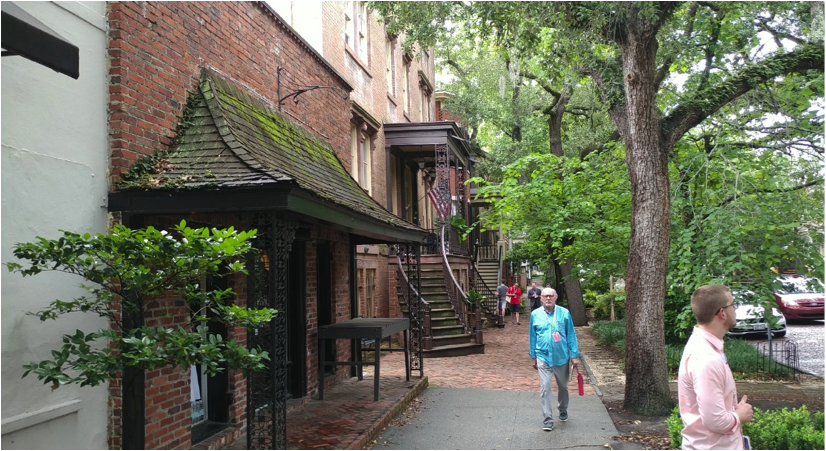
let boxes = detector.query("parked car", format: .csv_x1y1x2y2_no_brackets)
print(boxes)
773,275,825,320
727,290,787,338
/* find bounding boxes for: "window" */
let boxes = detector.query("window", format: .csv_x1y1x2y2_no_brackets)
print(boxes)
389,155,399,214
345,1,369,62
343,1,353,49
421,89,431,122
402,59,410,113
385,38,395,96
358,268,376,318
350,124,372,194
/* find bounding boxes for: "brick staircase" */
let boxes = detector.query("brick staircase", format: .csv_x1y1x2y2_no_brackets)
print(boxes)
397,261,484,357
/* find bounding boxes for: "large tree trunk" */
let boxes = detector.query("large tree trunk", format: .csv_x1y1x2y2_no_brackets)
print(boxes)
616,21,673,415
559,259,587,326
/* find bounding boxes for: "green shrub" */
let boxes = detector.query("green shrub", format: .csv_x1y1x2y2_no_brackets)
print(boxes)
724,338,794,377
743,406,825,450
666,406,683,449
591,320,625,346
666,344,683,373
814,411,824,431
591,288,626,319
667,406,825,450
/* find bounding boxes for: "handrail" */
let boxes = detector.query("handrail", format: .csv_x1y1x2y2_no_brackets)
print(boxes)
440,225,472,334
394,252,433,350
470,263,498,317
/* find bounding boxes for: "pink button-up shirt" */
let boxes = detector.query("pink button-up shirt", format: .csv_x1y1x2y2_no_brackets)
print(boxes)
678,326,743,450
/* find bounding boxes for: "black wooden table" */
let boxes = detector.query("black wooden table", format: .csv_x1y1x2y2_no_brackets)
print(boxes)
318,317,410,401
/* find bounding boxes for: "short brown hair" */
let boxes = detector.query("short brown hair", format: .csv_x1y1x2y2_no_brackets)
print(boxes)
691,284,731,325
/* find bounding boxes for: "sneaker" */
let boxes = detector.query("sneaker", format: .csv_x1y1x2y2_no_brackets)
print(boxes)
517,322,521,325
559,411,568,422
543,423,554,431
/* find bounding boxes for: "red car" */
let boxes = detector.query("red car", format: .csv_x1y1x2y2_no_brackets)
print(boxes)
773,275,825,320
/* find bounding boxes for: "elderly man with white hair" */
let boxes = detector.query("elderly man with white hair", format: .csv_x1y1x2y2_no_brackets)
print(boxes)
529,287,581,431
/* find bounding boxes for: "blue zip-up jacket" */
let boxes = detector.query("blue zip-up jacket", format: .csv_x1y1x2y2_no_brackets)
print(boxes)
529,305,581,367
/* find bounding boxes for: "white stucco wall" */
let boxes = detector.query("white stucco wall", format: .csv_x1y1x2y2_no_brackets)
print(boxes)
266,1,324,55
1,2,109,449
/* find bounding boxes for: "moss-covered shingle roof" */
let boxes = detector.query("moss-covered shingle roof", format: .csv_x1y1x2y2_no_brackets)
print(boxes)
122,68,423,236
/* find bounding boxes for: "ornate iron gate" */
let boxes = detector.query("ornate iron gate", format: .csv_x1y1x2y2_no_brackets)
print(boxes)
246,213,298,450
397,242,424,377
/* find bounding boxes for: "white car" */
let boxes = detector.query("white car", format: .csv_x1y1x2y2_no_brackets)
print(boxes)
727,301,787,338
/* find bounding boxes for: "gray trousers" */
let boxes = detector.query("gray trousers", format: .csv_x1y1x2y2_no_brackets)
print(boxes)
537,358,570,426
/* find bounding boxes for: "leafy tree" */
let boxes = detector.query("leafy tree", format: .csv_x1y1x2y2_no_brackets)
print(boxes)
372,1,824,415
5,221,274,389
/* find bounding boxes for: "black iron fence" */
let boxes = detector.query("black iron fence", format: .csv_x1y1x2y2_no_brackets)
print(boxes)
755,339,800,379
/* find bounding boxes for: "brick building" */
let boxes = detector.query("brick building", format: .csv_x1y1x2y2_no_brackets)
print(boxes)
271,2,488,327
106,2,427,449
4,2,494,449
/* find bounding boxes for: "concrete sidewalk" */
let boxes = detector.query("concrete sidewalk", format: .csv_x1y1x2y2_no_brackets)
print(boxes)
371,387,618,450
369,315,629,450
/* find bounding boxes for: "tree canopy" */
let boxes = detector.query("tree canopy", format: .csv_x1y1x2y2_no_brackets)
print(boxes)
372,1,824,414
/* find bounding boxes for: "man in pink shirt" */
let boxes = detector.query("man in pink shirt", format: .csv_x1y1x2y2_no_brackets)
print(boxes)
678,284,754,449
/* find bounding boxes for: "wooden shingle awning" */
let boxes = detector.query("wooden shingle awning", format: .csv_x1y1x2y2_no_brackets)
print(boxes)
109,69,428,244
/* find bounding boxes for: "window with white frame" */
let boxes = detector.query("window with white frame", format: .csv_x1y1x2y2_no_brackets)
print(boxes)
385,38,395,96
344,1,353,49
402,59,410,113
420,89,431,122
350,124,372,194
344,1,369,62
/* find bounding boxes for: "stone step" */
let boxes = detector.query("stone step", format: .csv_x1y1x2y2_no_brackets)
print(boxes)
432,324,465,336
430,317,459,327
432,333,474,346
424,341,485,358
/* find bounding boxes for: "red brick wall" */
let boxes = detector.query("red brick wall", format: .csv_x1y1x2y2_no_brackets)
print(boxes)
108,1,352,188
306,227,354,397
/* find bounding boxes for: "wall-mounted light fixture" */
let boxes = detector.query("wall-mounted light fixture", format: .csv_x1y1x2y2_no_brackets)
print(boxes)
363,245,370,254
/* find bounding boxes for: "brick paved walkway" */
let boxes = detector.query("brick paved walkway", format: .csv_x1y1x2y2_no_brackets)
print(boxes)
227,315,597,450
380,315,596,396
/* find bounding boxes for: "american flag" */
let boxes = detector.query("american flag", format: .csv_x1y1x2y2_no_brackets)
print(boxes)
427,188,450,219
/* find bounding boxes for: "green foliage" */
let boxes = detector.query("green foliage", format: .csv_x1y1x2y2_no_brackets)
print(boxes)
666,406,684,449
6,221,275,388
668,406,825,450
590,320,625,347
589,287,626,320
745,406,826,450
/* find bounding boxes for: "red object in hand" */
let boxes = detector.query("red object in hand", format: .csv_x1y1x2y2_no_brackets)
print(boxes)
577,371,584,396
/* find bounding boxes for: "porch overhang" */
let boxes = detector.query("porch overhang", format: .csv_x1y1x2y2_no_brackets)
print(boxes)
108,186,427,244
383,121,476,169
1,2,79,79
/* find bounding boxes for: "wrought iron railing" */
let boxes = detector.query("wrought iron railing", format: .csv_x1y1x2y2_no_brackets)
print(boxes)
470,264,498,320
756,339,800,379
439,226,483,341
394,248,432,356
447,224,469,256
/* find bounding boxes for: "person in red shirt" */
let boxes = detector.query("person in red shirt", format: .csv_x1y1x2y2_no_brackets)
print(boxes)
507,282,523,324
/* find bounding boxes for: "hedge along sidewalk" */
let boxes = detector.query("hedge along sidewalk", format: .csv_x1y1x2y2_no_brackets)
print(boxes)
667,405,825,450
590,320,795,377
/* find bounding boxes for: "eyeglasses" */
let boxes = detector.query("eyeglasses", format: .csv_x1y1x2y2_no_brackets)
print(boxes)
718,302,735,314
541,295,555,299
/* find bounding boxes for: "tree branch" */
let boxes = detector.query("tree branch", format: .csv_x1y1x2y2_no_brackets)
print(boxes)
662,42,825,148
759,18,805,45
705,179,824,220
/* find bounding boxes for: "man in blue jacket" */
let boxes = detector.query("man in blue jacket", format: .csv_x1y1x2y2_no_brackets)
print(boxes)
529,287,581,431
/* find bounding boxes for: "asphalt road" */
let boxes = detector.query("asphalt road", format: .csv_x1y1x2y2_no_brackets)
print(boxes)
746,320,824,377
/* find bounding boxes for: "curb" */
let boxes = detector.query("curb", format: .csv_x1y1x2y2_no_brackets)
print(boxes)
347,376,430,450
